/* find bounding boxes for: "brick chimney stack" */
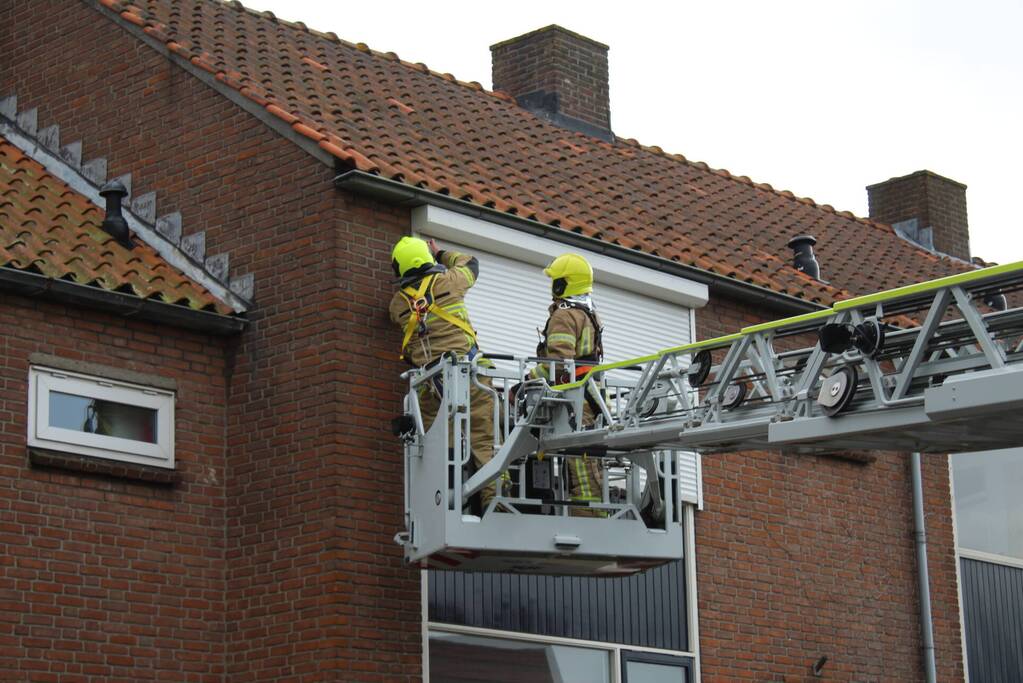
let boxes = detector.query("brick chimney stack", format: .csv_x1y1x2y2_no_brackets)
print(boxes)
491,25,612,141
866,170,971,261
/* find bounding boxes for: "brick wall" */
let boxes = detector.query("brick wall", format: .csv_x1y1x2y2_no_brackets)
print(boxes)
696,296,964,681
1,1,420,680
491,25,611,133
695,448,962,681
867,171,971,261
0,297,229,681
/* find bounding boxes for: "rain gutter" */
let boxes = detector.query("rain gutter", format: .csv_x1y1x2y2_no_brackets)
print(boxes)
0,266,247,336
334,170,828,316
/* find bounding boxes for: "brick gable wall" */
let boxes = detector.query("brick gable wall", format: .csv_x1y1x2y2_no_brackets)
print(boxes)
0,298,229,681
1,2,963,682
1,1,419,680
697,298,964,681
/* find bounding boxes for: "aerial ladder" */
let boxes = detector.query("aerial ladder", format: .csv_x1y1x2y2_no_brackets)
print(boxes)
393,260,1023,575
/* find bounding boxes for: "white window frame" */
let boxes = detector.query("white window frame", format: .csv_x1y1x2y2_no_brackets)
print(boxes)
28,366,175,468
425,622,697,683
426,626,619,681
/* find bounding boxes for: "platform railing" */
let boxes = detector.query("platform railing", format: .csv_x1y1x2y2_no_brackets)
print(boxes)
398,353,683,533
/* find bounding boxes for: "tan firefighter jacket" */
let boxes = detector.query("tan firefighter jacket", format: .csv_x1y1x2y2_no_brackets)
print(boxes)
389,250,480,368
531,299,603,383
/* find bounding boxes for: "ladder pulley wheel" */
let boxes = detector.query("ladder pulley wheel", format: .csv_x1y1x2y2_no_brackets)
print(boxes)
818,366,858,417
638,397,660,418
722,381,748,409
688,350,712,387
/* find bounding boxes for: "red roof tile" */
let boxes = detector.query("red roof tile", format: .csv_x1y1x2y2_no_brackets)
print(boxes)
99,0,974,304
0,136,232,314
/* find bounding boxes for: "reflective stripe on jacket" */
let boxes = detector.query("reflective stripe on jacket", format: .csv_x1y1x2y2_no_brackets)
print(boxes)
531,300,603,381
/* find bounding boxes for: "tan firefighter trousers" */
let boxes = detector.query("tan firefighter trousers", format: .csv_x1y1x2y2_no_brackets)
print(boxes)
565,401,604,517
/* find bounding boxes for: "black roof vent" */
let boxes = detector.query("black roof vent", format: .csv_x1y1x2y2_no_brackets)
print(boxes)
99,179,134,250
787,234,821,281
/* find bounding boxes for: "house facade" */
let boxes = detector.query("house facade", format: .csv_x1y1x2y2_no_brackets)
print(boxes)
0,1,999,680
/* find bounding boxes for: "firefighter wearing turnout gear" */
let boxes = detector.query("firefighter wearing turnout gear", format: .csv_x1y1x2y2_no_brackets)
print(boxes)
388,236,498,511
532,253,606,517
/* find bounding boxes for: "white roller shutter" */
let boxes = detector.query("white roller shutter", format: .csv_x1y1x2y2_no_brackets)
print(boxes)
678,451,703,508
455,246,550,359
436,242,692,363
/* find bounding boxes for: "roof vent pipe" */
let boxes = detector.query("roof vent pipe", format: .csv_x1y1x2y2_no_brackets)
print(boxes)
787,234,820,281
99,180,134,250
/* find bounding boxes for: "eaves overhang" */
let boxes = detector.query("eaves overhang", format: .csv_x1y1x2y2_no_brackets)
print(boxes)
0,266,247,336
333,170,828,316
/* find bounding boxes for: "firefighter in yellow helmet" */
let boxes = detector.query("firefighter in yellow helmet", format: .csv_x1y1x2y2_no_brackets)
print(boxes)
388,236,498,512
532,253,606,517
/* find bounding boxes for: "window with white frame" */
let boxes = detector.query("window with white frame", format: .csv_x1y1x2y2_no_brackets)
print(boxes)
952,448,1023,561
427,626,695,683
28,366,175,468
429,630,613,682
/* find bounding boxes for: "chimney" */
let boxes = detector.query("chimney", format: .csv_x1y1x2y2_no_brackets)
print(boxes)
491,25,612,141
866,170,970,261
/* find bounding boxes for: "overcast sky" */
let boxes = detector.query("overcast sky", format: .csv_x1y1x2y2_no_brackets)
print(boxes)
245,0,1023,264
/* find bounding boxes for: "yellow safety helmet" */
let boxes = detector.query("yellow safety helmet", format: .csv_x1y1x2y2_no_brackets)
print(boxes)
544,253,593,298
391,236,435,277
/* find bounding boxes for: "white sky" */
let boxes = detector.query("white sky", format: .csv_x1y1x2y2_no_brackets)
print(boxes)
246,0,1023,263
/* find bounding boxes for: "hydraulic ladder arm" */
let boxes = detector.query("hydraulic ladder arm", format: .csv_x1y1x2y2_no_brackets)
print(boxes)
395,260,1023,574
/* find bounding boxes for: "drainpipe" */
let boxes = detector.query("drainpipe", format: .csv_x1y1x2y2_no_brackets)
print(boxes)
912,451,938,683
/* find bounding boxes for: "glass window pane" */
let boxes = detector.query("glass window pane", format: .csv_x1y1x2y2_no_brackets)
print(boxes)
49,391,158,444
952,448,1023,560
626,660,687,683
429,631,610,683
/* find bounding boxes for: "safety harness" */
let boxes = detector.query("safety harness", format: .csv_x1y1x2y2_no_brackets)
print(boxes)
398,274,478,362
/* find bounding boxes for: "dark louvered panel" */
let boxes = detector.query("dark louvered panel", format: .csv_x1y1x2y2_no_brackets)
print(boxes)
428,560,687,651
960,556,1023,683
